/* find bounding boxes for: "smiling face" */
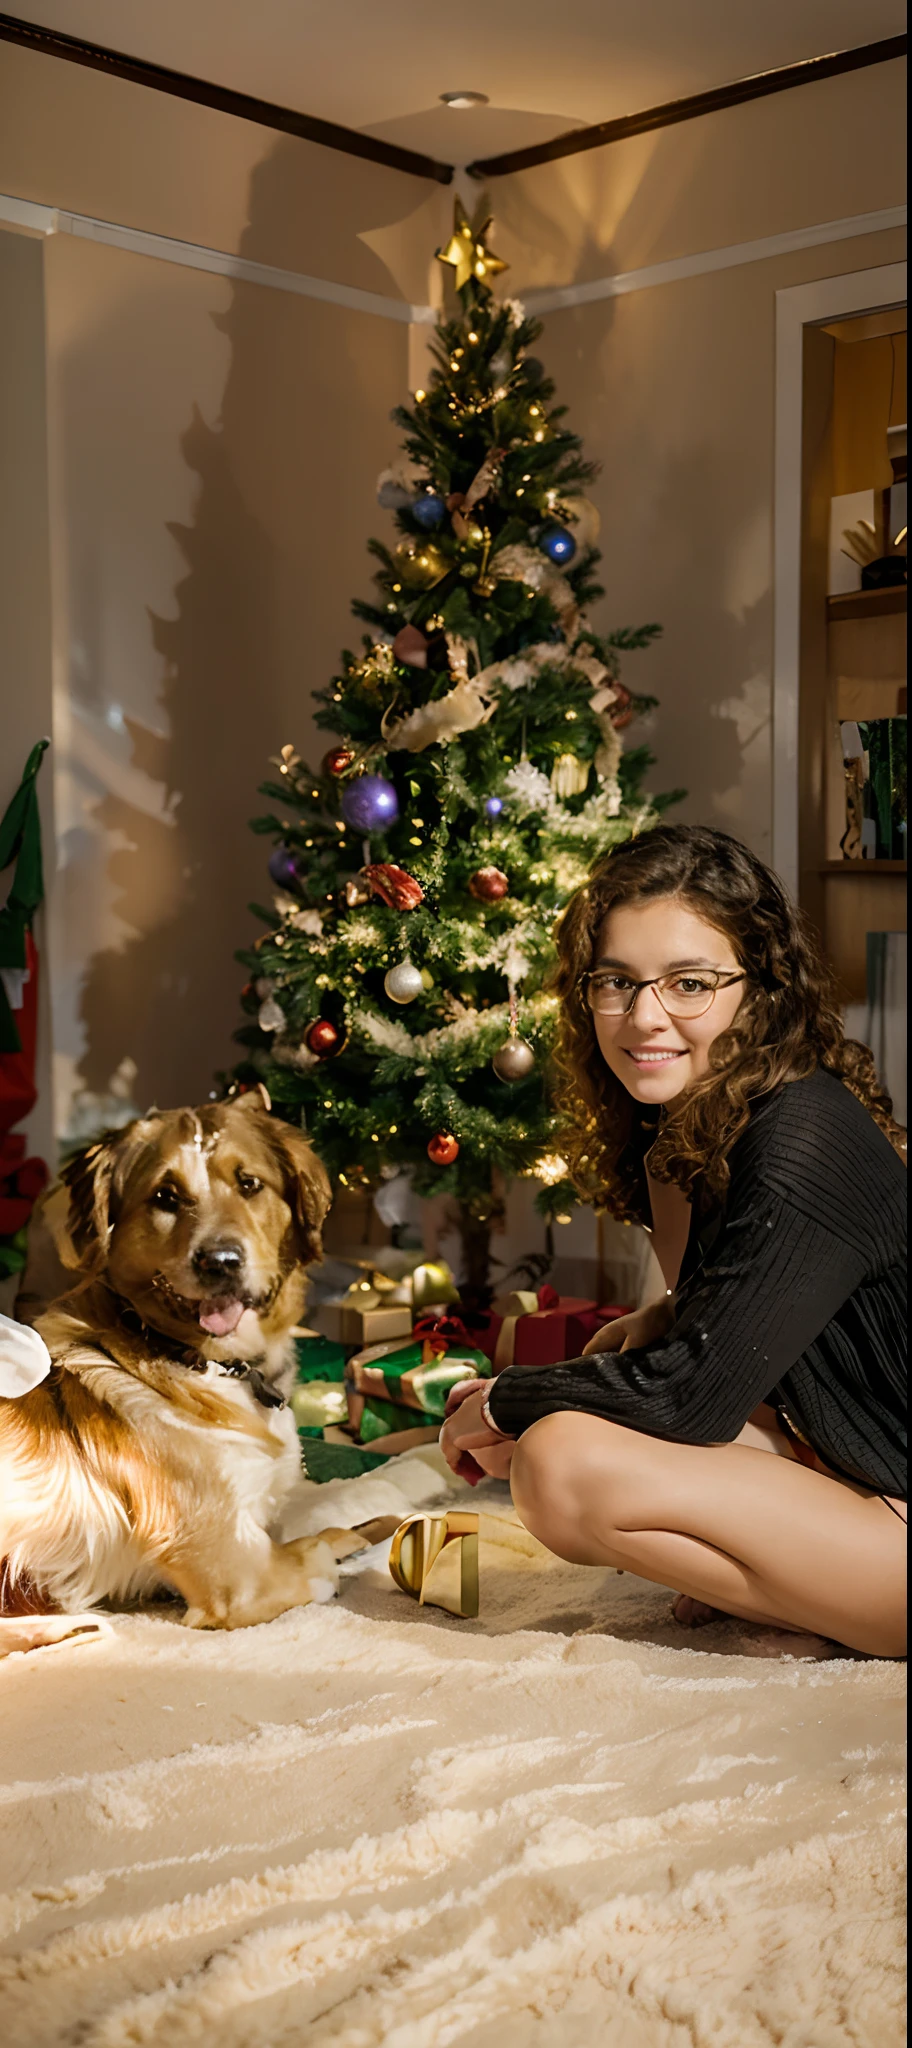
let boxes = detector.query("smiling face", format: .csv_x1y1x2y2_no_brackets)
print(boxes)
589,895,746,1106
73,1097,331,1357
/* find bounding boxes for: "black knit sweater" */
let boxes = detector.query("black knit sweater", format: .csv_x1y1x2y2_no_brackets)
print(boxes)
488,1070,907,1499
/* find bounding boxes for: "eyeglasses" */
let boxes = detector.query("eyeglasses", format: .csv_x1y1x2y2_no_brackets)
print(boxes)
584,969,746,1019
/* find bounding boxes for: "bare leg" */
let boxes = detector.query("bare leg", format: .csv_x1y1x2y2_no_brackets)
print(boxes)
509,1412,906,1657
471,1440,516,1481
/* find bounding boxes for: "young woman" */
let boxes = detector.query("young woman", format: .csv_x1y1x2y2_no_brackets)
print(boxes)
440,825,907,1658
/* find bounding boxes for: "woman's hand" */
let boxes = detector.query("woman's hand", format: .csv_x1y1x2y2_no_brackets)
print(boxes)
439,1379,512,1484
582,1295,675,1356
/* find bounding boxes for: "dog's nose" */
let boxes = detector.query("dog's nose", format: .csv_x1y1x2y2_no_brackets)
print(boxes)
191,1241,244,1282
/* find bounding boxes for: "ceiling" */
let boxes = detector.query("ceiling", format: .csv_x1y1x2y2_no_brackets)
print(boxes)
7,0,907,162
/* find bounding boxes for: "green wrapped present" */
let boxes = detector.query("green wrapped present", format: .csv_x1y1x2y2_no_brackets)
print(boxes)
358,1395,417,1443
293,1332,347,1383
345,1335,487,1435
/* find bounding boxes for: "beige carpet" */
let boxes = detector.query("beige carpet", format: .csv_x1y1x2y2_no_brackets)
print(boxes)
0,1447,905,2048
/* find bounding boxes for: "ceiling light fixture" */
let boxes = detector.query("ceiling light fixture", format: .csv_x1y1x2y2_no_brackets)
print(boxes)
439,91,489,109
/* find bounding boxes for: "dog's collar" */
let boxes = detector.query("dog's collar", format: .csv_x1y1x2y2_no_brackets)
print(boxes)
104,1297,287,1410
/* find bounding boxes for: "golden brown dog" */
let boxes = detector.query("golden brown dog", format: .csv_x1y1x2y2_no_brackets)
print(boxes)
0,1088,364,1628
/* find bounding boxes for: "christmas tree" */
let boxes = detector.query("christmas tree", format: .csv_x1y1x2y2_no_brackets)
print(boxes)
231,201,681,1299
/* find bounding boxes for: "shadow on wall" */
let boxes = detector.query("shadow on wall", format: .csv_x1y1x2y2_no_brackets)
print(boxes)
69,140,422,1118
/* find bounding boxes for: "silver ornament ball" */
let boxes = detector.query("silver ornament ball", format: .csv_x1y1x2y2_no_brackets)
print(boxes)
384,960,424,1005
492,1035,535,1082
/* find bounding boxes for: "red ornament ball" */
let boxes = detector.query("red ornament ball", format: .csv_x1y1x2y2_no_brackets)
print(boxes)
469,867,509,902
323,746,355,777
427,1131,460,1166
305,1018,343,1058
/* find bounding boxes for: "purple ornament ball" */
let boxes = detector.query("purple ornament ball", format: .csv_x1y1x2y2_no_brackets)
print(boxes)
484,796,504,819
340,774,400,833
268,844,305,892
412,491,446,530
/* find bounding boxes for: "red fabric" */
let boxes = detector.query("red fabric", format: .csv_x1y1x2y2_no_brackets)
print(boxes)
0,929,39,1136
0,929,48,1234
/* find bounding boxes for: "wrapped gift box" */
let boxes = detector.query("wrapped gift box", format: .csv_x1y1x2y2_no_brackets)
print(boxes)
290,1380,349,1432
292,1331,347,1383
492,1288,631,1369
311,1256,459,1348
345,1333,488,1436
315,1292,414,1347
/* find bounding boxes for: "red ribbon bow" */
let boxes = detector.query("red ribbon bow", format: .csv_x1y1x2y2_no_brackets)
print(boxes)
536,1284,560,1311
412,1310,472,1356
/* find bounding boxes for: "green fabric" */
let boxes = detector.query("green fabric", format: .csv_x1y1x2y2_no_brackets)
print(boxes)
298,1438,389,1482
293,1332,347,1383
0,740,49,1054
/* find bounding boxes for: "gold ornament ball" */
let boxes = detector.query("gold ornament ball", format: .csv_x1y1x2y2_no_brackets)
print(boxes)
411,1260,461,1309
492,1036,536,1083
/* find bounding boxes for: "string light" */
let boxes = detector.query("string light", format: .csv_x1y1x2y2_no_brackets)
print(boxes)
414,388,426,402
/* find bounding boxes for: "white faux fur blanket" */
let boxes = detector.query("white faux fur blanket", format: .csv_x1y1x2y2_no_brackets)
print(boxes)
0,1448,905,2047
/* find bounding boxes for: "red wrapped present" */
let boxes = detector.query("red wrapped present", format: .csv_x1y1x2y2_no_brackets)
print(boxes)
492,1287,632,1369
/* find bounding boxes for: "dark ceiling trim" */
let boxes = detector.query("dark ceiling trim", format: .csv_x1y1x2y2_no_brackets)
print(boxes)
1,14,903,194
467,34,907,178
0,9,454,184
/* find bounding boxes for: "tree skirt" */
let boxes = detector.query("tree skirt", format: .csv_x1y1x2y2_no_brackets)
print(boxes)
0,1448,904,2047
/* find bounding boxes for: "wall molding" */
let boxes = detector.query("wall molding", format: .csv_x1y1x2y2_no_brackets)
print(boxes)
0,192,439,324
520,208,907,315
772,261,907,897
0,191,905,326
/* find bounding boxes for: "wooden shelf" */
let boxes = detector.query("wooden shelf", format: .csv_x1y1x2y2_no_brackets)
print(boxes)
819,859,907,874
827,587,907,622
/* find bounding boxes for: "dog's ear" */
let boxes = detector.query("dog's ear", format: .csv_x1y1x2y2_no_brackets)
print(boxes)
59,1118,159,1273
229,1083,273,1116
272,1121,332,1264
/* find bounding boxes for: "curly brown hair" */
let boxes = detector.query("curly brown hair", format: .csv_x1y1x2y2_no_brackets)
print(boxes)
551,823,905,1218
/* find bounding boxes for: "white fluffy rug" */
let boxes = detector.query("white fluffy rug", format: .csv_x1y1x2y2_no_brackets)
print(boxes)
0,1448,905,2048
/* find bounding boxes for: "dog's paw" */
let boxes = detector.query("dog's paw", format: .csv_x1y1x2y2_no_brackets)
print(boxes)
316,1525,372,1561
181,1606,217,1629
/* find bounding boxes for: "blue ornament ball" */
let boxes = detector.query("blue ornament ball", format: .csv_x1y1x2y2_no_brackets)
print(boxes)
340,774,400,833
484,796,504,819
412,492,446,530
268,844,305,892
540,525,577,566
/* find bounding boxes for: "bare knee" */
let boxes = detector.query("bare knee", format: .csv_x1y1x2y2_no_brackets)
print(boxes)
510,1412,631,1563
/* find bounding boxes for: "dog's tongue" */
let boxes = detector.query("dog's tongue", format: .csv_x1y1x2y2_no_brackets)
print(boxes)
198,1297,245,1337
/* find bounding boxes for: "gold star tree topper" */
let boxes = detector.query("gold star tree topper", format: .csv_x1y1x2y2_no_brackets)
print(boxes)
435,198,508,292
